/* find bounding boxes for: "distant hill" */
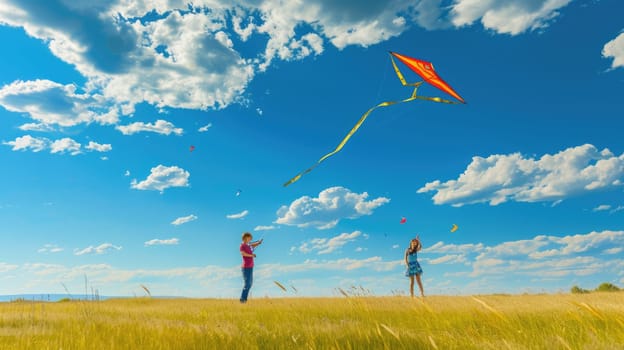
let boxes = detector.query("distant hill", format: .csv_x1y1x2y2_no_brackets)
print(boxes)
0,294,113,302
0,294,185,302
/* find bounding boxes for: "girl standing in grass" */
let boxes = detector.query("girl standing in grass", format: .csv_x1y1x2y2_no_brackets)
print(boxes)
240,232,263,303
405,236,424,298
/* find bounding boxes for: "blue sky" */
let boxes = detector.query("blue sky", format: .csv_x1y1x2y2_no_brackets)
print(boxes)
0,0,623,298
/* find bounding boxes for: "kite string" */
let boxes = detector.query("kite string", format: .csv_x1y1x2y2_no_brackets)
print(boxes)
283,56,459,187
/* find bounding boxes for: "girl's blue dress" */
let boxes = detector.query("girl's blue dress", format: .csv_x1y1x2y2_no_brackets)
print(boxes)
405,250,423,277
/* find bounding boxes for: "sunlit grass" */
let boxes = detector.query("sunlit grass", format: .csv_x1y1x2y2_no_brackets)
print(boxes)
0,293,623,349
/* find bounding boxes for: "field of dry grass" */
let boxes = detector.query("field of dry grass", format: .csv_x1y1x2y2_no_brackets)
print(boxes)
0,293,623,349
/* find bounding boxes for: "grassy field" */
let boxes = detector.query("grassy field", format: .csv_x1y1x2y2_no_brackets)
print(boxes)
0,293,623,349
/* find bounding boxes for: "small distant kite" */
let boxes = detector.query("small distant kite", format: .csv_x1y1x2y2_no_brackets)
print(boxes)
235,189,242,197
284,51,465,186
451,224,459,233
190,145,195,153
274,280,287,292
400,217,407,224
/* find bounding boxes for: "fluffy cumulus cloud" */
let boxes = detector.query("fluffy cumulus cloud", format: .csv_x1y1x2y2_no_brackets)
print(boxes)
74,243,122,256
0,79,118,127
425,230,624,279
144,238,179,246
450,0,572,35
293,231,363,255
2,135,96,156
116,120,183,136
3,135,49,152
226,210,249,220
85,141,112,152
602,32,624,70
171,214,198,226
0,0,565,132
276,186,390,229
418,144,624,206
131,165,190,193
50,138,82,155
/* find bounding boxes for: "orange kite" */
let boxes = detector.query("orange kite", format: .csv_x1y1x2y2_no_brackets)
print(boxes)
284,52,466,187
389,51,465,103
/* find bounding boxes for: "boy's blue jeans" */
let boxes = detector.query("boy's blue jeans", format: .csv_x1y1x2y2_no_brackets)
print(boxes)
240,267,253,302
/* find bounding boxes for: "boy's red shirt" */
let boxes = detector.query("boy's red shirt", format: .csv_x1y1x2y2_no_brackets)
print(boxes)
240,242,254,268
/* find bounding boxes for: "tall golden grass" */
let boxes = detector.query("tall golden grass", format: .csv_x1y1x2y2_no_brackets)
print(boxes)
0,292,622,349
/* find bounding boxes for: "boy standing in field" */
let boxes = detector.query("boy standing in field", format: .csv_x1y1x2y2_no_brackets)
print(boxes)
240,232,263,303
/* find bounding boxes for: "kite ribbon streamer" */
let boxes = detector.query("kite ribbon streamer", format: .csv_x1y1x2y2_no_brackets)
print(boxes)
283,55,459,187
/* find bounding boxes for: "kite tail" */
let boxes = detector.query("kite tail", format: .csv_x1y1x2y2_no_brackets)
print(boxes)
283,56,459,187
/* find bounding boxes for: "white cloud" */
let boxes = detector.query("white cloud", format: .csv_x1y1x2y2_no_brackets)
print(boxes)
418,144,624,206
0,255,405,297
254,225,276,231
261,256,402,274
85,141,112,152
100,156,108,161
0,0,429,125
419,230,624,282
604,247,623,255
593,204,611,212
0,0,573,133
0,3,255,117
471,230,624,277
49,138,82,155
171,214,197,226
18,123,55,132
450,0,572,35
276,186,390,229
295,231,362,255
144,238,179,246
124,170,131,177
198,123,212,132
0,79,118,127
74,243,122,256
423,242,484,254
0,263,19,273
116,120,183,136
603,32,624,70
37,244,63,254
255,108,263,116
131,165,190,193
3,135,108,156
412,0,449,30
392,244,400,249
428,254,466,265
226,210,249,220
3,135,48,152
611,205,624,214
